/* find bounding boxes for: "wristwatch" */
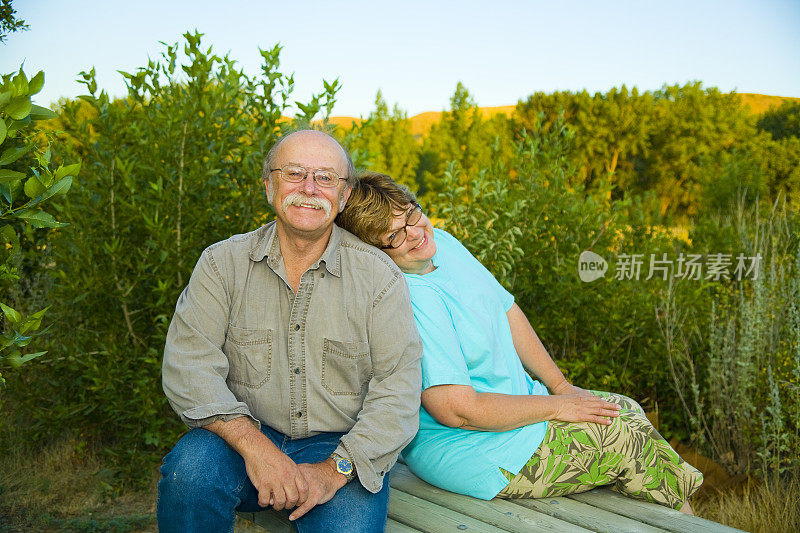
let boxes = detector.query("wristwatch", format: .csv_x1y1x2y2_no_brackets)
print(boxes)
330,452,356,482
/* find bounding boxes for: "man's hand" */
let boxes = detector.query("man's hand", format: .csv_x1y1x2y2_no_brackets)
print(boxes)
288,459,348,521
549,393,621,425
205,418,309,512
241,446,310,511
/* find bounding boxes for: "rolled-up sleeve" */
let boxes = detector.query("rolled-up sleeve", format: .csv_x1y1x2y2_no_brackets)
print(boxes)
162,247,259,428
334,272,423,493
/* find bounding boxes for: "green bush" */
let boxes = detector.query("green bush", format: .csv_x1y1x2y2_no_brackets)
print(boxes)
0,64,77,396
681,201,800,477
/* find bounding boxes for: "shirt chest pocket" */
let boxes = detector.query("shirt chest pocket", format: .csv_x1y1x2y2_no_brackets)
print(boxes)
322,339,372,396
224,326,273,389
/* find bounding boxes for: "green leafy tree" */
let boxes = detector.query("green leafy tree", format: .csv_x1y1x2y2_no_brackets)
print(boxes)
753,101,800,207
417,82,513,198
636,83,757,218
757,136,800,206
757,100,800,141
514,89,594,185
0,64,77,391
0,0,28,43
697,149,767,213
515,87,654,193
581,86,653,191
344,91,419,188
514,83,766,220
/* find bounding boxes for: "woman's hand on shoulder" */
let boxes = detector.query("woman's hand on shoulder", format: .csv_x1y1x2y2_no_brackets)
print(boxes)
548,393,621,425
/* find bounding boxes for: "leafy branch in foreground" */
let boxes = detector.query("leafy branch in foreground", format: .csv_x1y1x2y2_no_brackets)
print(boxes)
0,0,28,43
0,65,78,388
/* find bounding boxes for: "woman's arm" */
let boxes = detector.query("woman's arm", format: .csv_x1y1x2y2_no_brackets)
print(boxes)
422,384,620,432
506,303,590,396
411,284,618,432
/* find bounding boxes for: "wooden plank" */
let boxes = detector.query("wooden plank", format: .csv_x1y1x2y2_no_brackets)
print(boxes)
389,488,508,532
568,489,746,533
238,511,419,533
386,520,424,532
239,510,293,532
390,463,592,532
510,495,669,533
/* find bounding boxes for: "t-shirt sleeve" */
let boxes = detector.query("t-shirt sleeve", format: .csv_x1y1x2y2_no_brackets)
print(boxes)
409,283,472,391
491,277,515,312
438,229,515,312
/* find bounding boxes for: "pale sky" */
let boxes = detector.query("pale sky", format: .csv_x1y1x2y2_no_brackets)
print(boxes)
2,0,799,118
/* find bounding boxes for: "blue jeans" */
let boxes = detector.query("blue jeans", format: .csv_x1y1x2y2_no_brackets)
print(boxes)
157,425,390,533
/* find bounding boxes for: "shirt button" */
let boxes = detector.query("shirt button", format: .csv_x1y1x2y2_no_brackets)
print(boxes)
294,367,301,374
293,324,300,331
320,272,326,278
296,411,303,418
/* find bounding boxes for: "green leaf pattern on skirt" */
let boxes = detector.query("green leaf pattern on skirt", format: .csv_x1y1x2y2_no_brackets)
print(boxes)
497,391,703,510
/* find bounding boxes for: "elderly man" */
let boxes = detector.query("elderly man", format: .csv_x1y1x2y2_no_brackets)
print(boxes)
157,130,422,532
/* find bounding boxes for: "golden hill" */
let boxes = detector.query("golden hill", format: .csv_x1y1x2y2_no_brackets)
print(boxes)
325,115,362,129
323,94,797,136
408,106,516,136
738,93,800,115
325,105,516,136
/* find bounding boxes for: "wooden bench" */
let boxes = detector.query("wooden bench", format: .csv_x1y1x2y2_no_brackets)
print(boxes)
238,462,742,532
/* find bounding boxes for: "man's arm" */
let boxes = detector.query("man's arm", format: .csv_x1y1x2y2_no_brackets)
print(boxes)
162,247,308,511
333,270,423,492
162,247,255,426
206,417,309,511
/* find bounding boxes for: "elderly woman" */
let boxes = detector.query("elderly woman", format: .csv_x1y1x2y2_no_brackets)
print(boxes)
336,171,703,512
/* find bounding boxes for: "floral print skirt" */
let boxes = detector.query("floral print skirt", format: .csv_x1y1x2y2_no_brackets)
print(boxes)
497,391,703,510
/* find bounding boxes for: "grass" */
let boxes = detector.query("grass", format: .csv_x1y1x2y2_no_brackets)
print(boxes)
0,439,270,532
1,438,798,532
0,441,157,532
693,476,800,533
669,440,800,531
0,440,158,532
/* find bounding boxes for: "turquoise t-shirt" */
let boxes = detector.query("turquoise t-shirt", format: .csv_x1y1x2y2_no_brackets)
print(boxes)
401,229,548,500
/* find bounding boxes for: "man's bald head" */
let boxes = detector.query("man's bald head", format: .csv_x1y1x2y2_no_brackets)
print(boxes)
263,130,356,187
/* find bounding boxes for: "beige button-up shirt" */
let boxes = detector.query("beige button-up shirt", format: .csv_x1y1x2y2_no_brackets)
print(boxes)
162,222,423,493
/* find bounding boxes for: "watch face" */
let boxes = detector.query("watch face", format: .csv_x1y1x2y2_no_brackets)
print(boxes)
337,458,353,475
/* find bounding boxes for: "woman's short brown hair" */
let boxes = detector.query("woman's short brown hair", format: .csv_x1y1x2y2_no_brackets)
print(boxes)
336,171,417,247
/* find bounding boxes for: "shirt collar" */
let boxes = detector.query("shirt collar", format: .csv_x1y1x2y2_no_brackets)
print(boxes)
249,220,342,277
313,224,343,277
249,221,276,264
